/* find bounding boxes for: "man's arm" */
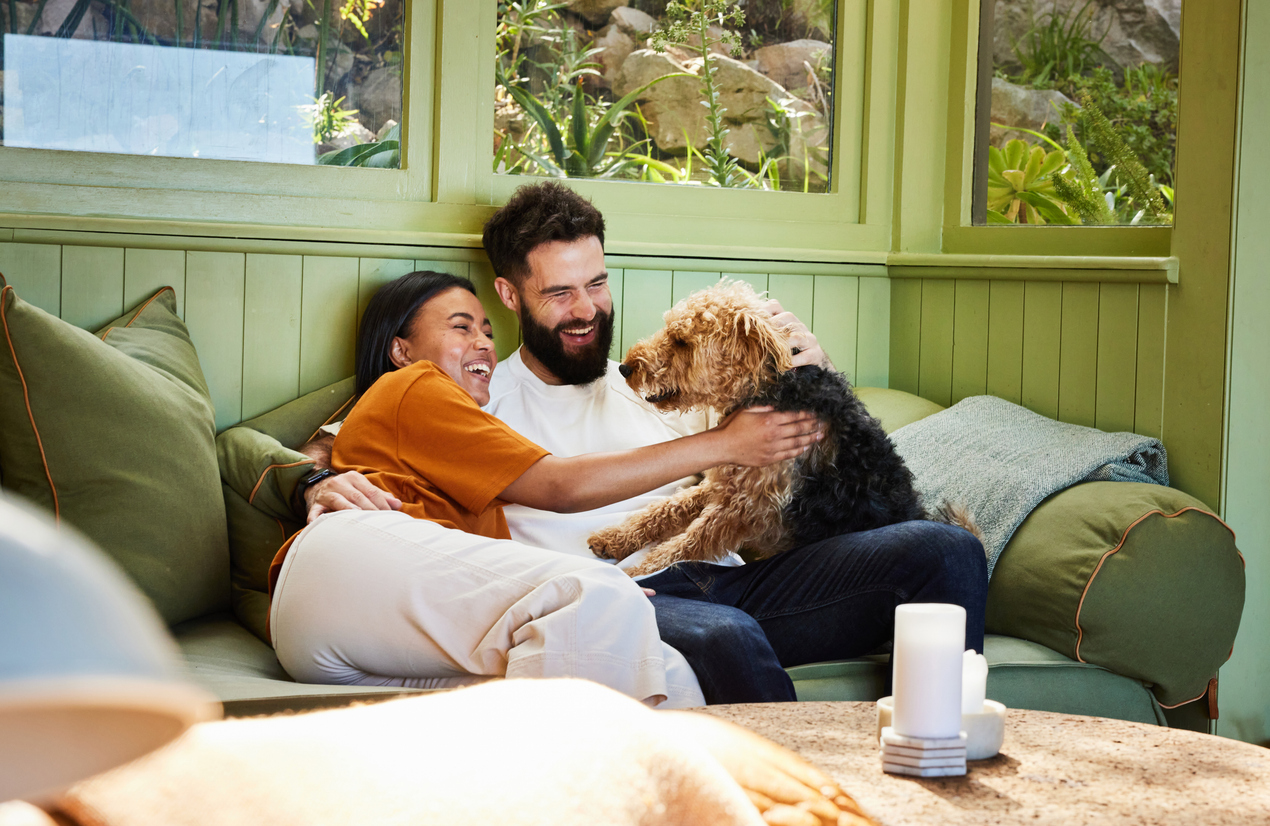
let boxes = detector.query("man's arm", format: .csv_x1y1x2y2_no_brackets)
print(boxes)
295,433,402,523
765,299,835,371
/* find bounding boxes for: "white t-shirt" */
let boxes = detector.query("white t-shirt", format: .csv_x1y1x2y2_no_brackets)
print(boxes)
483,349,743,574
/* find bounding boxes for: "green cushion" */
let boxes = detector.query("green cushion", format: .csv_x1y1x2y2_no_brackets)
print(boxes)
216,378,356,642
0,283,228,625
986,481,1244,707
855,387,945,434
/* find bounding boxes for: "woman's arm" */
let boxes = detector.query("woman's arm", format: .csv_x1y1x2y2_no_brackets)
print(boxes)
499,408,823,513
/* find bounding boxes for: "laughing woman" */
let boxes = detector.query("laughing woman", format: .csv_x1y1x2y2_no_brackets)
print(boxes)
267,271,822,708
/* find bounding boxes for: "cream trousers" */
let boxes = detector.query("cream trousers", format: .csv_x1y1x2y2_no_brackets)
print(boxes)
269,510,705,708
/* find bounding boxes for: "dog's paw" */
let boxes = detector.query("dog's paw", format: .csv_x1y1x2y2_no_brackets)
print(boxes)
587,526,640,561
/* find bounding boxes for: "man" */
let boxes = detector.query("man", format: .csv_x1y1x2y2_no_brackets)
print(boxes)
306,182,988,704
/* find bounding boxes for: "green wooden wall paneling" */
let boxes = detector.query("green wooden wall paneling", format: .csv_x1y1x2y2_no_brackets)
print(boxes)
767,274,814,328
726,272,767,294
1021,282,1062,419
889,279,922,395
124,248,186,318
1094,283,1139,434
1134,284,1167,439
985,281,1024,404
672,271,720,305
812,275,859,382
855,277,891,388
621,269,673,356
298,256,359,396
357,258,418,335
950,279,989,403
468,260,520,362
0,242,61,316
184,252,246,433
918,280,955,407
242,254,303,421
1058,282,1099,428
61,246,124,331
608,268,624,362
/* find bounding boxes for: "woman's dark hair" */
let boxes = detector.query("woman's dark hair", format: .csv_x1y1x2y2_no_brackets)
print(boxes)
355,270,478,396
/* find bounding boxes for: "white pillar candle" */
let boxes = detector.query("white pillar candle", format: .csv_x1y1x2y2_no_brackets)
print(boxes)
962,650,988,715
891,603,966,739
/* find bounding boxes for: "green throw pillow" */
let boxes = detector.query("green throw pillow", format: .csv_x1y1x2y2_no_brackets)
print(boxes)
0,282,229,625
986,481,1244,707
216,378,356,642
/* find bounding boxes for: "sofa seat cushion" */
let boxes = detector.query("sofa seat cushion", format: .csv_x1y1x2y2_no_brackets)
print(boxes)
987,482,1243,708
172,614,427,716
0,282,228,625
786,635,1163,725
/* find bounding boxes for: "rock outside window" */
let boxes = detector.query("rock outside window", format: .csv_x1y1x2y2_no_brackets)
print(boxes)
494,0,837,193
0,0,404,167
973,0,1180,226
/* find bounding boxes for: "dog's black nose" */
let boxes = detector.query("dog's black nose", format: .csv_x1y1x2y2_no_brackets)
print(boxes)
618,363,633,379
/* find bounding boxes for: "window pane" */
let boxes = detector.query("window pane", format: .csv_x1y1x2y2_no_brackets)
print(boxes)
0,0,404,167
494,0,836,192
974,0,1179,225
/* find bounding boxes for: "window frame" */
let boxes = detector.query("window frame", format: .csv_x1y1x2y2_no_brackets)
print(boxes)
939,0,1172,258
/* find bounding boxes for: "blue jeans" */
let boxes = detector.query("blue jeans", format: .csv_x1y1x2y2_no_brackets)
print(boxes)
642,521,987,705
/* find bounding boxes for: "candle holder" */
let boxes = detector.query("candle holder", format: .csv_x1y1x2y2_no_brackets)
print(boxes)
885,604,968,777
877,696,1007,762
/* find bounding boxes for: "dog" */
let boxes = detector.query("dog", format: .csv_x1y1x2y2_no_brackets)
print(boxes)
587,281,978,577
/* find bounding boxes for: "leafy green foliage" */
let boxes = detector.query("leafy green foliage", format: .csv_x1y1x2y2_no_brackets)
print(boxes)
650,0,747,188
986,139,1074,225
1057,95,1170,224
1062,67,1177,187
1008,0,1109,87
1051,125,1113,224
302,92,362,145
318,123,400,167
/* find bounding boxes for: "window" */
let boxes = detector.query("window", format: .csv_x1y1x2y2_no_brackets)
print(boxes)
494,0,837,193
0,0,404,167
971,0,1179,226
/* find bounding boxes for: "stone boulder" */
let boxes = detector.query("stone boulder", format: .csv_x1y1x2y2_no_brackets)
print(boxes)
351,67,402,135
753,39,832,93
613,49,828,173
27,0,111,39
989,77,1077,147
568,0,624,27
610,6,657,36
993,0,1180,71
593,25,636,87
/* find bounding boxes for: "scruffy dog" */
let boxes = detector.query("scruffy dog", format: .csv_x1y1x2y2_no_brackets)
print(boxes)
588,281,977,576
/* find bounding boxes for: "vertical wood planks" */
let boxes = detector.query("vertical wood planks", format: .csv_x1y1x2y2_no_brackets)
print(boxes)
299,256,359,395
416,259,470,278
726,272,767,294
185,252,246,432
1021,282,1062,419
469,261,520,360
1095,283,1139,433
607,268,624,360
124,248,186,317
855,277,890,388
1134,284,1167,438
0,242,61,316
621,269,672,355
812,275,859,380
889,279,922,394
357,258,417,333
768,273,814,325
1058,282,1099,427
242,254,302,421
61,246,123,330
918,280,955,406
672,270,719,304
951,280,989,403
985,281,1024,404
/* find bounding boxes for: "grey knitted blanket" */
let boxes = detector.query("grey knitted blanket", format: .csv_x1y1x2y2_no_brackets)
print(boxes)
888,396,1168,578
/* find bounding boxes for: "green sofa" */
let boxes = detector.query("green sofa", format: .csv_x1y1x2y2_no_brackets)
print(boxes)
0,283,1244,730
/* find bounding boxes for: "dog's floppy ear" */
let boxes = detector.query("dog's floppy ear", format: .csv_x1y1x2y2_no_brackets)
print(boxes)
750,310,794,373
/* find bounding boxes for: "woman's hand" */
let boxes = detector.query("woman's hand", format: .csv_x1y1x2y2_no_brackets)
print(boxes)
713,406,824,466
765,299,834,370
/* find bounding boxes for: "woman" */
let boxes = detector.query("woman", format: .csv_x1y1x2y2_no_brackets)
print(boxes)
269,272,822,708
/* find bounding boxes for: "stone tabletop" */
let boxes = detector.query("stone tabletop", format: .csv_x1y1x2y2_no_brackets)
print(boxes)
701,702,1270,825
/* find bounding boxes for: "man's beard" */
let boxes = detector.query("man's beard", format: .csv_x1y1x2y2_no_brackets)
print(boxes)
519,306,615,386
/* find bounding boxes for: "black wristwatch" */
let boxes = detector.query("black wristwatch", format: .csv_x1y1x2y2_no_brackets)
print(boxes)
294,467,337,512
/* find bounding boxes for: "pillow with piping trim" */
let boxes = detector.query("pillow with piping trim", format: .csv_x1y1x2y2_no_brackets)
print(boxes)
0,282,228,625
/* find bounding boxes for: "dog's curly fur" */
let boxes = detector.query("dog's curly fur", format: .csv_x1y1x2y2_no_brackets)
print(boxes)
588,281,978,576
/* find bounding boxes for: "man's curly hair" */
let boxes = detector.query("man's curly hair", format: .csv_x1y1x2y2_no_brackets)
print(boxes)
482,182,606,285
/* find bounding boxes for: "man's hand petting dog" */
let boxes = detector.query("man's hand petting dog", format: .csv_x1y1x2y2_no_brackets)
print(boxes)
304,472,402,523
765,298,834,371
714,406,826,467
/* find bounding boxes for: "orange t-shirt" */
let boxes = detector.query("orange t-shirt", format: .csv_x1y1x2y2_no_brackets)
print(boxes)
268,361,548,594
